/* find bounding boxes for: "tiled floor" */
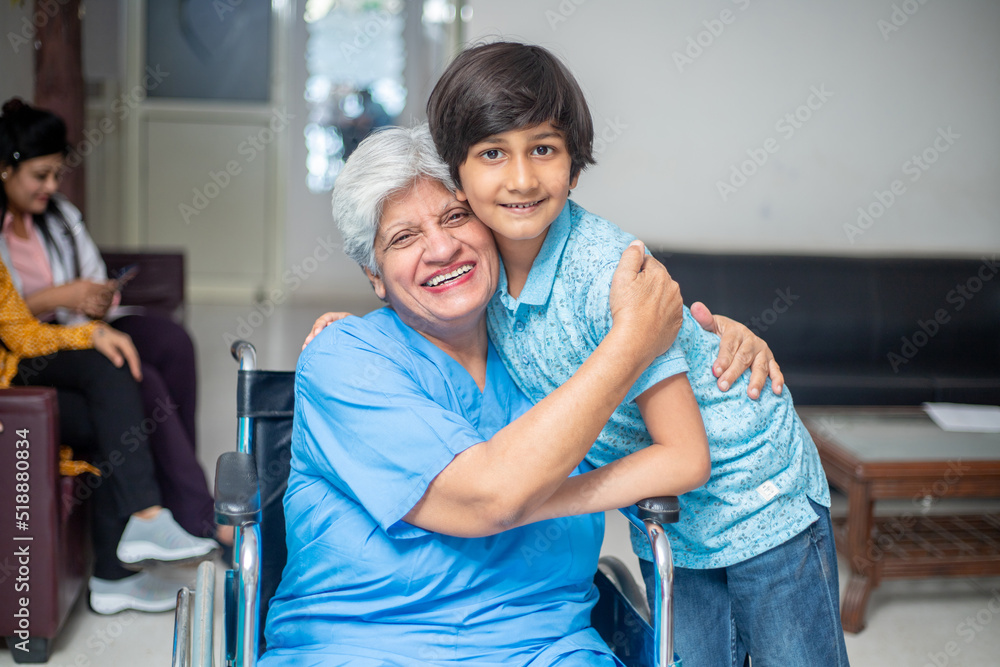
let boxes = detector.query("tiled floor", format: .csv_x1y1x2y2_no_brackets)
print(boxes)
2,301,998,666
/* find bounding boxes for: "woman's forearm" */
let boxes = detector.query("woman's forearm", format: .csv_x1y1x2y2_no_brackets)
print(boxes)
519,438,712,527
515,446,680,526
24,284,77,316
406,325,666,537
520,377,712,526
482,326,670,520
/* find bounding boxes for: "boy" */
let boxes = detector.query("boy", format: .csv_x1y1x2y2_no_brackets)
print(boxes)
426,42,849,667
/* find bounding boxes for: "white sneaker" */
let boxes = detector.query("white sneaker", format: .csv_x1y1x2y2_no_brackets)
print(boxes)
116,508,219,569
89,572,180,614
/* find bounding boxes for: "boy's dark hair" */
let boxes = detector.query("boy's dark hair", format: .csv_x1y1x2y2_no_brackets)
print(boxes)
426,41,596,188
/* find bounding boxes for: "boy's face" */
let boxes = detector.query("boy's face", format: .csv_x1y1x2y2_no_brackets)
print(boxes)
456,121,579,247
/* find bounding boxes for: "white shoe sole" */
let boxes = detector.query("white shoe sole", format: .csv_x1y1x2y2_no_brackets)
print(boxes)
90,591,177,615
117,541,219,569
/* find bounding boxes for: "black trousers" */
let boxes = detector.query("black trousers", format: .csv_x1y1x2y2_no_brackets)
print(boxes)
14,349,161,579
113,315,215,539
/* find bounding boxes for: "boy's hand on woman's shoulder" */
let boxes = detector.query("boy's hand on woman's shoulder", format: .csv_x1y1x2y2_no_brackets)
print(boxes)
609,241,683,362
690,301,784,399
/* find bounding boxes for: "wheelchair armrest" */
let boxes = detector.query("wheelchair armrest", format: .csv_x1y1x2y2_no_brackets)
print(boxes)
637,496,680,525
214,451,261,526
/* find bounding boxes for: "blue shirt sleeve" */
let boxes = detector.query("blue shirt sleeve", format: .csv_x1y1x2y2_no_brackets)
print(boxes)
582,256,690,405
294,323,487,539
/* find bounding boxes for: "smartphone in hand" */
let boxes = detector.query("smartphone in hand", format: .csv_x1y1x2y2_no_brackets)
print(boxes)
113,264,140,289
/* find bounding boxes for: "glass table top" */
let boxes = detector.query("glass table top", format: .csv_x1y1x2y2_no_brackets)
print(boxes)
802,410,1000,462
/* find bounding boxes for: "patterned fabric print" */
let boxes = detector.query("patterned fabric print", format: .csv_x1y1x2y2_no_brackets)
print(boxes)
0,258,96,387
487,200,831,569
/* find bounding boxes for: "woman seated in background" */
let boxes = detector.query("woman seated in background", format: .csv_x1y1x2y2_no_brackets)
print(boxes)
1,257,218,614
262,126,775,665
0,98,221,544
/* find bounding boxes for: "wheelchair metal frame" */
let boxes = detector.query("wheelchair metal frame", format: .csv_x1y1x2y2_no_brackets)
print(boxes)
172,341,681,666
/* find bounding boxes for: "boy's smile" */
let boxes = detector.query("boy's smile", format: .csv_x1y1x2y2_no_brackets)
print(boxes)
456,121,579,260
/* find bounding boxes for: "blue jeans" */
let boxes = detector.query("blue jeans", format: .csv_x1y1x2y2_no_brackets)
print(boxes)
640,499,850,667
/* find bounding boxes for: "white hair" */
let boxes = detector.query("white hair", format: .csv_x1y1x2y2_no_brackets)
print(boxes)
332,123,455,274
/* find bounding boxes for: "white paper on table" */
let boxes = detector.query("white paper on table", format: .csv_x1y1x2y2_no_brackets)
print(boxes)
923,403,1000,433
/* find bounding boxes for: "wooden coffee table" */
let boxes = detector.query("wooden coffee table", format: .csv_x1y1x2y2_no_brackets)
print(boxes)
800,407,1000,633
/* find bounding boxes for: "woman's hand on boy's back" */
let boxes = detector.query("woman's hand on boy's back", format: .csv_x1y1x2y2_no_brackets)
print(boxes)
302,311,353,349
690,301,784,399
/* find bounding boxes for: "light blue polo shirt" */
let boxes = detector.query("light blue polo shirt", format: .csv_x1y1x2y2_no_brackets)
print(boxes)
486,200,830,569
261,307,621,666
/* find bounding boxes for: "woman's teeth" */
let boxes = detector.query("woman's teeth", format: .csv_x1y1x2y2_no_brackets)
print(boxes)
424,264,473,287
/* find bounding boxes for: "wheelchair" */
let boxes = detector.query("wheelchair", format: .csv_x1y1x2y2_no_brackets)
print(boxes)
172,341,682,666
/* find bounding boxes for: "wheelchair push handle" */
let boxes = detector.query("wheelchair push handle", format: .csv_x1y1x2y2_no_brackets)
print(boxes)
231,339,257,370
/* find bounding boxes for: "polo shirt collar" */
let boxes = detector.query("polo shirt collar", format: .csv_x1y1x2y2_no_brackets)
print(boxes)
497,201,573,310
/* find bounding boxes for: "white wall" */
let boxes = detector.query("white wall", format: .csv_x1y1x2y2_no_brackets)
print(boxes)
70,1,1000,305
464,0,1000,257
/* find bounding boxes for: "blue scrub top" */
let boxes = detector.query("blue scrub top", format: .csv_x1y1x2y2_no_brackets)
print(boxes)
261,307,619,666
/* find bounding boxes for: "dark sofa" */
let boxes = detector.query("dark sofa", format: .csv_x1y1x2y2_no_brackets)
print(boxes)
653,251,1000,406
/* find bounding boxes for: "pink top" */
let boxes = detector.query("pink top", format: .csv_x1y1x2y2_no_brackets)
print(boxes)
2,211,55,314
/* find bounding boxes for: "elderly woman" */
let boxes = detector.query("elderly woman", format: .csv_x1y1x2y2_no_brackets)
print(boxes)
261,126,775,665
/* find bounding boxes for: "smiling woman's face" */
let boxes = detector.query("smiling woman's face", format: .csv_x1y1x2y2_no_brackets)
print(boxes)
366,178,499,344
2,153,65,217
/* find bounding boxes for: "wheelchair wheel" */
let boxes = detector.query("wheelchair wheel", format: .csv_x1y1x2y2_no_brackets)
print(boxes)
598,555,651,622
